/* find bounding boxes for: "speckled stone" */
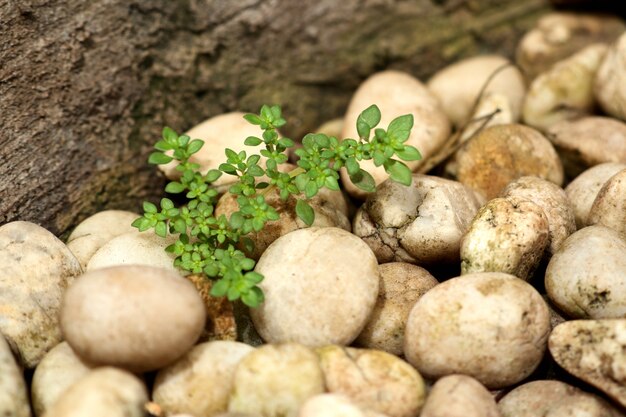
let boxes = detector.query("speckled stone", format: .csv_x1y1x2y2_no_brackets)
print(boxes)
0,333,30,417
549,320,626,409
0,221,82,368
229,343,324,417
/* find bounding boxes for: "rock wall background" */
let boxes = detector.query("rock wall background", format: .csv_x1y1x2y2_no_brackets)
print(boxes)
0,0,552,236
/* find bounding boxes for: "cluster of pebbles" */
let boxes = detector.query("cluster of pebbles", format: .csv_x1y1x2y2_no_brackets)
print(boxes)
2,10,626,417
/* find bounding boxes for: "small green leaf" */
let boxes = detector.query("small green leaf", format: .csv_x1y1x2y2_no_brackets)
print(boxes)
187,139,204,155
357,105,381,139
260,105,273,121
143,201,158,214
206,169,222,182
387,114,414,142
177,135,190,147
396,145,422,161
148,152,173,165
384,160,413,186
296,199,315,226
242,290,261,308
356,120,370,141
372,150,386,167
155,221,168,237
162,127,178,143
225,148,238,161
165,181,185,194
210,279,230,297
161,198,174,210
247,165,264,177
345,157,359,176
173,218,187,234
295,174,308,191
243,114,262,125
230,212,244,229
244,136,263,146
278,138,295,148
350,169,376,193
219,163,237,175
324,176,340,191
154,140,171,151
305,181,318,199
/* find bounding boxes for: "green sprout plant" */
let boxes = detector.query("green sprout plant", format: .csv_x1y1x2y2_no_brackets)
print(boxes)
133,104,420,307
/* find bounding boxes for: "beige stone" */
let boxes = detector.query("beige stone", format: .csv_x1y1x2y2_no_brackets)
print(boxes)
61,265,205,372
251,227,379,346
229,344,324,417
0,221,82,368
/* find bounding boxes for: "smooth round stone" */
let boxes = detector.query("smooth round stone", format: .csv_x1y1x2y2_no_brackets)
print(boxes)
498,380,623,417
500,176,575,254
44,367,148,417
460,197,550,280
31,341,92,417
427,55,525,126
228,343,324,417
456,124,563,200
522,43,607,132
588,168,626,240
565,162,626,228
66,210,140,269
299,394,367,417
86,231,177,272
356,263,438,355
404,272,550,389
0,333,30,417
547,117,626,179
353,175,482,265
153,341,255,416
549,320,626,409
0,221,82,368
61,265,206,372
595,33,626,121
420,374,499,417
251,227,379,347
318,346,425,417
545,226,626,319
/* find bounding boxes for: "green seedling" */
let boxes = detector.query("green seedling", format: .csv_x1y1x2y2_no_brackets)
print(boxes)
133,104,420,307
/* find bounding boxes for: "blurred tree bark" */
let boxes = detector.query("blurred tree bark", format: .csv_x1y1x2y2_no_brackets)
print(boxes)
0,0,550,236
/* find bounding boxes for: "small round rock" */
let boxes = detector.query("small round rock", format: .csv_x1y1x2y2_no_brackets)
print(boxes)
44,367,148,417
153,341,255,417
420,374,499,417
31,341,92,417
318,346,426,417
588,168,626,239
404,272,550,389
228,343,324,417
498,379,623,417
0,221,83,368
251,227,379,347
66,210,140,269
0,333,30,417
460,196,550,280
456,124,563,200
61,265,206,372
500,176,576,255
546,226,626,319
546,117,626,178
355,263,438,355
565,162,626,228
86,231,178,272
